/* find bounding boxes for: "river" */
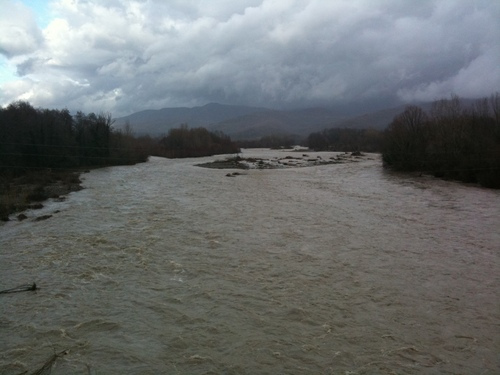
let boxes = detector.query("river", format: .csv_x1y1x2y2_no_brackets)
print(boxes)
1,150,499,374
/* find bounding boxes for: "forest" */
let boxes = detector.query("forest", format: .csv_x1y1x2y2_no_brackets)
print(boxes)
0,101,241,172
0,101,152,173
382,94,500,188
157,125,240,158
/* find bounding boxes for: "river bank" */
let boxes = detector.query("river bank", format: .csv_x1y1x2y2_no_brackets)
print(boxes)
0,169,86,222
0,151,370,221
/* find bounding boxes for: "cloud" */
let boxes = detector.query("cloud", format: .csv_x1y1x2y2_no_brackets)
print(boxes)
0,0,499,116
0,0,44,57
397,48,500,102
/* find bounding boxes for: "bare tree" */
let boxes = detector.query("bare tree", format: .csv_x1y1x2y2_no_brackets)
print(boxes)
490,92,500,125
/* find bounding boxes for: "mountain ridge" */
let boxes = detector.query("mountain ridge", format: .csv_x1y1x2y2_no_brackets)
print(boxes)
114,101,439,140
114,103,271,135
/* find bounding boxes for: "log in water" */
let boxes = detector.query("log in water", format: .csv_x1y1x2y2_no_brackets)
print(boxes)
1,150,499,374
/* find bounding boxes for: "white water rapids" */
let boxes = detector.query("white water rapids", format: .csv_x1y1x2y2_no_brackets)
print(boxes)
1,150,499,374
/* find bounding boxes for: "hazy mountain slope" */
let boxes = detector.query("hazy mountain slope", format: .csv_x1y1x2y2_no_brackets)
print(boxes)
208,107,344,140
113,101,446,140
327,102,435,130
114,103,269,135
325,106,406,130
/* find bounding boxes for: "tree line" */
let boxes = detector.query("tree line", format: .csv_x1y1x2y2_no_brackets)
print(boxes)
3,95,498,190
236,134,301,149
0,101,151,175
382,94,500,188
157,124,240,158
0,102,241,175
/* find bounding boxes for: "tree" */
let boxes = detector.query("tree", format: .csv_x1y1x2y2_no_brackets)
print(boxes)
158,125,239,158
382,105,428,170
382,94,500,188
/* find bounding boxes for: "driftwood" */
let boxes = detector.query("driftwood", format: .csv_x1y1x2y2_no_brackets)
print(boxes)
28,350,68,375
0,283,37,294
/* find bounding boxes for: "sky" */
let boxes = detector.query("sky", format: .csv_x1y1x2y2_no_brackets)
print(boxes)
0,0,499,117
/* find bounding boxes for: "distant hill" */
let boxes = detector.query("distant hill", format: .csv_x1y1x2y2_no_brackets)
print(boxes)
115,103,347,139
114,103,269,135
206,105,438,139
208,107,344,140
114,101,441,140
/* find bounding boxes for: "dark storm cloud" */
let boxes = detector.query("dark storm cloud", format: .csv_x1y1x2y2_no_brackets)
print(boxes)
1,0,499,116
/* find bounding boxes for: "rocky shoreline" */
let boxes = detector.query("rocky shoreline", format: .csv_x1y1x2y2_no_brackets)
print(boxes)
0,170,85,222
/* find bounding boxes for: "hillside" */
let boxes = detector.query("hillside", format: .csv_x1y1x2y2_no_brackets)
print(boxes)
207,107,344,140
328,102,436,130
114,103,269,135
114,101,440,140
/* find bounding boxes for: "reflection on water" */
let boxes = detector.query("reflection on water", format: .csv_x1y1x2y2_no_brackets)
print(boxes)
1,150,499,374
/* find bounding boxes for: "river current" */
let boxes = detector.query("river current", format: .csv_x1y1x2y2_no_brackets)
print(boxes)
1,150,499,374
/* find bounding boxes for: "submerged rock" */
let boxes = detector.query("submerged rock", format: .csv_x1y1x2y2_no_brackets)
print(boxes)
34,214,52,222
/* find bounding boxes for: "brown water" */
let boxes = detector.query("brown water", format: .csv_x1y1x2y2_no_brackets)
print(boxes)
1,150,499,374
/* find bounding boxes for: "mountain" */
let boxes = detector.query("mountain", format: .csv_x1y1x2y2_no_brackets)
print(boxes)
207,107,344,140
206,105,430,139
114,101,439,140
114,103,269,135
327,102,436,130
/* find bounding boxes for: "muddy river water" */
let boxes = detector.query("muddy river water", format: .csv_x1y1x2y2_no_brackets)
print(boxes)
1,150,499,374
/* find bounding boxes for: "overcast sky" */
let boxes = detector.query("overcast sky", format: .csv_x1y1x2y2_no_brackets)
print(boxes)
1,0,499,117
